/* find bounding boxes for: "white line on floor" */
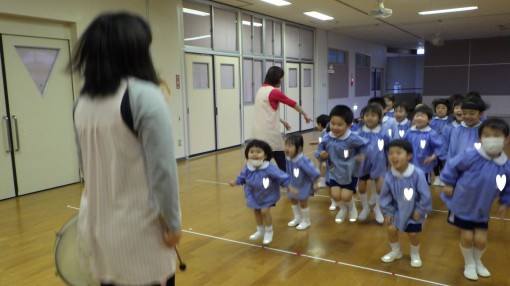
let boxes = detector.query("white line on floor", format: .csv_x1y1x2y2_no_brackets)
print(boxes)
66,205,79,210
195,179,230,186
182,229,451,286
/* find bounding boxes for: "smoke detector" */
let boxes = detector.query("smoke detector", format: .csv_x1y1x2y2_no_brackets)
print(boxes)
369,0,393,19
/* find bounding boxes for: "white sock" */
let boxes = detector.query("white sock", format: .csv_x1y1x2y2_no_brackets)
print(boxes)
256,225,264,233
390,242,401,253
473,247,485,263
460,245,475,266
330,197,336,205
265,225,273,233
410,244,420,256
359,193,369,209
291,204,301,219
301,207,310,223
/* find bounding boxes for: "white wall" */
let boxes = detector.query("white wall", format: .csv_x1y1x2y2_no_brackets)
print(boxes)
316,29,387,119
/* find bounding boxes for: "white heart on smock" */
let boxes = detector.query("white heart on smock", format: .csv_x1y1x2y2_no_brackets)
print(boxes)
420,139,426,149
404,188,414,201
343,150,349,158
377,139,384,151
388,129,392,137
474,142,481,150
496,174,506,191
399,130,405,138
262,178,270,189
318,137,322,143
293,168,300,178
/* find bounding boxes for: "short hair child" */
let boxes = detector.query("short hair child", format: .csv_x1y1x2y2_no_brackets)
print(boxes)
284,134,321,231
430,98,451,185
316,114,330,130
393,102,411,138
383,94,396,118
369,97,399,139
318,105,368,223
230,139,297,245
311,114,333,207
440,118,510,281
356,103,391,223
379,139,432,268
403,105,443,183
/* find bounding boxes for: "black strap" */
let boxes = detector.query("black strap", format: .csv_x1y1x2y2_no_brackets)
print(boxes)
120,89,136,136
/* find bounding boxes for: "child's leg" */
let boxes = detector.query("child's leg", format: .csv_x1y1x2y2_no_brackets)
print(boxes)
381,224,402,262
357,179,370,221
473,229,490,277
408,232,422,267
459,229,478,280
332,186,347,223
328,186,337,211
341,188,358,222
318,162,327,188
260,207,273,244
373,177,384,224
368,180,377,206
249,210,265,241
288,199,302,227
296,199,311,230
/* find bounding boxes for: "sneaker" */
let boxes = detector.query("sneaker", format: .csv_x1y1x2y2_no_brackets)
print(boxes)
374,205,384,224
438,179,445,187
358,207,370,221
348,204,358,222
287,218,302,227
318,177,326,188
296,220,311,230
476,263,491,277
410,254,422,267
335,207,347,223
249,230,264,241
262,231,273,245
381,251,403,263
464,265,478,280
433,177,441,186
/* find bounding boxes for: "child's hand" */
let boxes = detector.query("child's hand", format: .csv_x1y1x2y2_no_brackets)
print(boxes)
423,155,436,165
384,215,393,225
497,205,508,219
228,181,236,187
355,154,365,162
412,211,421,220
319,151,329,160
442,185,454,197
288,185,299,196
309,141,318,146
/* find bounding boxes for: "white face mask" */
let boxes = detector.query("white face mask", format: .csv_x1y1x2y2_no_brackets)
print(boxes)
481,137,505,156
249,159,264,168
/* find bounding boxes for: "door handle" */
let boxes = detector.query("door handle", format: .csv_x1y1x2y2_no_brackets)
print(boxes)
3,116,12,153
12,115,20,151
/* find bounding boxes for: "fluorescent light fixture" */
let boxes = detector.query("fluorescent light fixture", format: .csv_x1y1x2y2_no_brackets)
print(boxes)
417,47,425,55
184,35,211,42
260,0,291,6
304,11,334,21
183,8,210,16
242,20,263,27
419,6,478,15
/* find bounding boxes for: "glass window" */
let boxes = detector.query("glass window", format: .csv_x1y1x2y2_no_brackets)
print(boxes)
183,1,212,48
242,14,252,54
252,17,263,55
265,20,273,56
253,60,263,94
15,46,59,95
303,68,312,87
285,25,300,58
192,62,209,89
243,59,253,103
289,68,298,88
265,60,274,72
300,29,314,60
213,8,238,51
274,22,282,57
220,64,235,89
328,49,337,63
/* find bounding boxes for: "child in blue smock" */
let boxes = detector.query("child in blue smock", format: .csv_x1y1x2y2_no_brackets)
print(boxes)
379,139,431,268
230,139,297,245
285,134,321,230
430,98,451,186
393,102,411,138
445,97,487,160
356,103,391,223
369,97,399,139
383,94,395,118
440,118,510,281
318,105,368,223
403,105,442,183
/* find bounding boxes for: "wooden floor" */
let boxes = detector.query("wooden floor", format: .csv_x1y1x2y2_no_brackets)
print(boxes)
1,131,509,286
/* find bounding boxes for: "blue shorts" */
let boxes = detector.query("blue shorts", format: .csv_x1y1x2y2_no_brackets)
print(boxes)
404,223,422,233
328,177,358,193
447,210,488,230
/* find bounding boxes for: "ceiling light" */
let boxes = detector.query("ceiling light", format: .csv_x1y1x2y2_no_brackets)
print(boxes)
260,0,291,6
419,6,478,15
183,8,210,16
242,21,263,27
304,11,334,21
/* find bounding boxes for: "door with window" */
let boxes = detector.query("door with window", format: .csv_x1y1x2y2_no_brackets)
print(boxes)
1,35,79,196
300,63,314,131
285,63,300,133
0,52,15,199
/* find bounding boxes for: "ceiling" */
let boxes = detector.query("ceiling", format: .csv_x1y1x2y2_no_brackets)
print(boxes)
212,0,510,49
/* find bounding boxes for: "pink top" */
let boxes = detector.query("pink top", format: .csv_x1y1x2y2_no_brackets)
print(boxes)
264,84,297,110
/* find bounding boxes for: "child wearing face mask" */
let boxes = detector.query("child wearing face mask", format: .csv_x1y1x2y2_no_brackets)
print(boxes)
379,139,431,268
403,105,443,184
356,103,392,223
285,134,321,230
440,118,510,281
229,139,298,245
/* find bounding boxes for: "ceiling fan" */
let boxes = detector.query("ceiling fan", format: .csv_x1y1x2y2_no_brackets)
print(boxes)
369,0,393,19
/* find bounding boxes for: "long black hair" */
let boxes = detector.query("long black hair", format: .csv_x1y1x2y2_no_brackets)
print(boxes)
264,66,284,86
70,12,159,96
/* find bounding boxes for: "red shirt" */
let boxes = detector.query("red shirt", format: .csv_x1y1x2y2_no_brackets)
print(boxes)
264,84,297,110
